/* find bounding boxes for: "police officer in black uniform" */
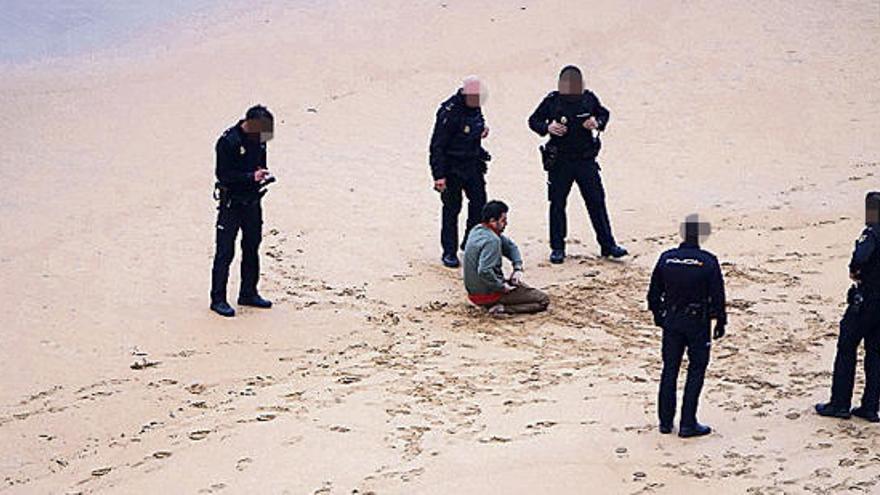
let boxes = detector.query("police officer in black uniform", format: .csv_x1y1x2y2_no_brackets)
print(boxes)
429,76,491,268
647,214,727,437
816,192,880,423
210,105,275,317
528,65,627,264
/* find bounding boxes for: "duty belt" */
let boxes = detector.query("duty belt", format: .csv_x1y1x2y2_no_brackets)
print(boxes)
668,303,708,317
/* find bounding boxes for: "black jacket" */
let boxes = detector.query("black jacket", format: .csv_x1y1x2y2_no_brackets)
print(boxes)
647,242,727,325
528,90,609,157
428,90,490,180
850,225,880,295
215,120,267,198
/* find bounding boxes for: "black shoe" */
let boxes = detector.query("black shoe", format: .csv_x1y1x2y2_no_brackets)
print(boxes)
601,245,629,258
549,249,565,264
659,424,673,434
678,423,712,438
851,406,880,423
210,301,236,317
442,253,461,268
237,294,272,308
815,402,852,419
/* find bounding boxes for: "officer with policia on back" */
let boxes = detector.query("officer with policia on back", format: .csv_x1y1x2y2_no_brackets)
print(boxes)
647,214,727,437
210,105,276,317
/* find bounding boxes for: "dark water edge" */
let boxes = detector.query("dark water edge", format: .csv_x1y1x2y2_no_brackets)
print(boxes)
0,1,233,64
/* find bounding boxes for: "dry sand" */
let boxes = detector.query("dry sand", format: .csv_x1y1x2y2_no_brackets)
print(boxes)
1,0,879,493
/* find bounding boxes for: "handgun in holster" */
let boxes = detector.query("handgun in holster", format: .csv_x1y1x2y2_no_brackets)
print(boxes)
847,285,864,312
539,144,558,172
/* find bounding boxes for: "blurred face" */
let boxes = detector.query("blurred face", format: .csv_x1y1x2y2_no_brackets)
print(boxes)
244,117,274,143
558,71,583,96
462,77,486,108
680,220,712,244
867,204,880,225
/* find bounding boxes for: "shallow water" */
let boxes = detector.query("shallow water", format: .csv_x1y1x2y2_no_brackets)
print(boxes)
0,1,220,63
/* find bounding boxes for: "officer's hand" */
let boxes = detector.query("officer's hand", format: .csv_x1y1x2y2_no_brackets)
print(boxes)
713,322,726,340
503,282,516,293
850,271,861,282
509,269,524,286
254,169,271,182
583,117,599,130
548,121,568,136
434,178,447,193
481,126,490,139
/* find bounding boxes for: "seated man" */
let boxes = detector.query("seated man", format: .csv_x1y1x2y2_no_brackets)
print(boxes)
463,200,550,314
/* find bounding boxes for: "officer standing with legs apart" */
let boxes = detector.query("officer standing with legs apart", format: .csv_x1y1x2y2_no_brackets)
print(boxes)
429,76,491,268
816,192,880,423
529,65,627,264
210,105,276,317
647,214,727,437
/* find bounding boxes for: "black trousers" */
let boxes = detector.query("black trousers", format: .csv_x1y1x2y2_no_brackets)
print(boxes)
658,313,712,428
829,304,880,412
547,157,615,251
210,200,263,304
441,171,486,256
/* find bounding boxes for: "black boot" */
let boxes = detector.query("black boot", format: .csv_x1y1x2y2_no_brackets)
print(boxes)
851,406,880,423
210,301,236,317
549,249,565,264
442,253,461,268
601,245,629,259
815,402,852,419
238,294,272,308
678,423,712,438
658,424,673,435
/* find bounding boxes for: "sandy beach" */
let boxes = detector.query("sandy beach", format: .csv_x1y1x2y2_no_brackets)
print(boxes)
1,0,879,493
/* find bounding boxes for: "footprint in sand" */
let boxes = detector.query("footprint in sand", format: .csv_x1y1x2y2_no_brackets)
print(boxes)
189,430,211,441
235,457,253,472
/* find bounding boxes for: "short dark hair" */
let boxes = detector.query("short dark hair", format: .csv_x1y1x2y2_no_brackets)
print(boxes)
559,65,582,79
867,191,880,209
481,200,509,223
246,105,273,122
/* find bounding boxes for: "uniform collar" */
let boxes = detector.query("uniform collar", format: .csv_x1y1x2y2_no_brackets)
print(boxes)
679,241,700,249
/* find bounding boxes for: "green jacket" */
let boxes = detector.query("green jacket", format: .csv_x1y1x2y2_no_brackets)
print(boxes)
463,224,523,294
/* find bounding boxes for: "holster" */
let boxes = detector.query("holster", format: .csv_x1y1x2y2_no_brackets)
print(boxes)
847,285,865,313
539,144,558,172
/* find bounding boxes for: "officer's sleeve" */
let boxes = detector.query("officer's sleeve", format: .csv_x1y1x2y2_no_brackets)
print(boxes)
429,107,454,180
849,228,876,277
647,256,665,314
215,138,252,184
528,95,553,136
477,241,506,292
501,235,524,271
708,256,727,325
591,92,611,131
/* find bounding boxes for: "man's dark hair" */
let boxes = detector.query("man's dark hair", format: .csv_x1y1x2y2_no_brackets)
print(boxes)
481,200,509,223
559,65,582,79
246,104,273,122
